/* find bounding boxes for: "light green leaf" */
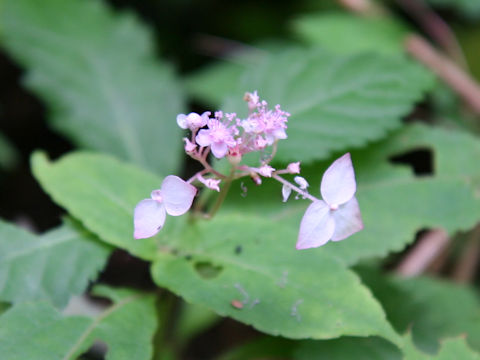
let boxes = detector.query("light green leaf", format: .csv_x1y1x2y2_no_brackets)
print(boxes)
224,124,480,265
0,286,157,360
151,214,400,343
359,268,480,354
403,335,480,360
0,133,19,170
221,47,434,163
31,151,162,260
0,0,185,174
0,219,111,308
292,12,407,55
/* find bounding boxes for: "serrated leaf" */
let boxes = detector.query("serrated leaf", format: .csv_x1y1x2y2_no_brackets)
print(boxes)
358,268,480,354
220,47,434,163
31,151,163,260
0,219,111,308
0,287,157,360
151,214,400,343
292,12,407,55
223,124,480,265
0,0,185,174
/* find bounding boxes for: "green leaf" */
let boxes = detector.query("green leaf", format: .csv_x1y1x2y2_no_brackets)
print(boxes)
31,151,162,260
0,286,157,360
0,133,19,170
0,219,111,308
292,13,408,55
217,336,296,360
0,0,185,174
224,124,480,265
358,267,480,354
403,335,480,360
221,47,434,163
151,214,400,343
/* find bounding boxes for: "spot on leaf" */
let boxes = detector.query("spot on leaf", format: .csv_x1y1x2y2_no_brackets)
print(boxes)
389,148,433,176
194,261,223,279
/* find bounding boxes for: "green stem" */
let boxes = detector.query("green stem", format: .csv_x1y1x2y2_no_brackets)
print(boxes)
206,166,235,218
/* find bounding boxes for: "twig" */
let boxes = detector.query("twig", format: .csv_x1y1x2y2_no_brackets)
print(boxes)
395,0,467,67
452,224,480,283
406,34,480,115
396,228,449,277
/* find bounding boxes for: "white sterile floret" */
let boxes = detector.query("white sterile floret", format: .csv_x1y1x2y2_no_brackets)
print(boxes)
296,153,363,250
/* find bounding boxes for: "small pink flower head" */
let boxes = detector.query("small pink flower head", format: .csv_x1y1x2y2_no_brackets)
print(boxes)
183,138,196,153
195,118,237,159
134,175,197,239
258,164,275,177
177,112,209,131
287,162,301,174
244,91,260,110
198,175,221,192
296,153,363,250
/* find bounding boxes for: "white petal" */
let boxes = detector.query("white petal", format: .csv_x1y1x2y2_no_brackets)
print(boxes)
161,175,197,216
195,129,212,147
211,142,228,158
321,153,357,206
134,199,166,239
294,176,309,190
176,114,188,129
331,197,364,241
296,200,335,250
282,184,292,202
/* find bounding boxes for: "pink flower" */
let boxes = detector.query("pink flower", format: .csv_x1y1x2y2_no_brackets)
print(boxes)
198,175,221,192
196,118,237,158
183,138,196,153
177,112,209,131
258,164,275,177
134,175,197,239
296,153,363,250
287,162,300,174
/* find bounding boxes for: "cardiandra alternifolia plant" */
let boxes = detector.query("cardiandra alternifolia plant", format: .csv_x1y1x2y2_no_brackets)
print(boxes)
134,91,364,249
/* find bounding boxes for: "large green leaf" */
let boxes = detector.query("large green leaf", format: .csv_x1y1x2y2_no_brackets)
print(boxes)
0,286,157,360
0,219,110,308
31,151,162,260
151,214,400,344
359,268,480,354
223,124,480,265
220,47,433,163
292,13,407,55
0,0,185,174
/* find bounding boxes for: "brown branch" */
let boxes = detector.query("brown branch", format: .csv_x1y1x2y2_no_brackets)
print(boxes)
406,34,480,115
396,229,449,277
452,224,480,283
395,0,467,67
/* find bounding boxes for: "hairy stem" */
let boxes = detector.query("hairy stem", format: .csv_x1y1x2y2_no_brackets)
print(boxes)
272,174,319,202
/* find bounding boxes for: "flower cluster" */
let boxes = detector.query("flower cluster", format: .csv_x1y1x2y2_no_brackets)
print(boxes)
134,91,363,249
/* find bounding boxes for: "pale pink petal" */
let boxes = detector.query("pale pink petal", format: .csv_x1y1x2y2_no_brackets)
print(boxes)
321,153,357,207
195,129,212,147
161,175,197,216
176,114,188,129
287,162,300,174
331,197,364,241
296,200,335,250
294,176,309,190
134,199,166,239
211,141,228,158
